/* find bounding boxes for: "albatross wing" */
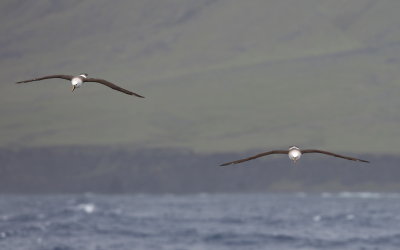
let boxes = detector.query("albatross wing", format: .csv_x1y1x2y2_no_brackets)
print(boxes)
301,149,369,163
16,75,73,83
220,150,288,166
84,78,145,97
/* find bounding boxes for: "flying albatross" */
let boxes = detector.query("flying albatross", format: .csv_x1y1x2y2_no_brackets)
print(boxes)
16,73,145,97
220,146,369,166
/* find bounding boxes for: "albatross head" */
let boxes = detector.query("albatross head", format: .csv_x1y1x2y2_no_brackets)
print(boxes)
71,74,88,92
288,146,302,163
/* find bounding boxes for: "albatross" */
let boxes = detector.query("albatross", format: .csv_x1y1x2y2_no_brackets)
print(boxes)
220,146,369,166
16,73,145,97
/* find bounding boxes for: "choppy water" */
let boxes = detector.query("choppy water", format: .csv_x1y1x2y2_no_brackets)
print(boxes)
0,193,399,250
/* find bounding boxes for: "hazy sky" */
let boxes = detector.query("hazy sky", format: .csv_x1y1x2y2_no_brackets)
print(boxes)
1,0,400,154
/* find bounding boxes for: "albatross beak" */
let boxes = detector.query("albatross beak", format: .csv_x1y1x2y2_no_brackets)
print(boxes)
72,85,76,92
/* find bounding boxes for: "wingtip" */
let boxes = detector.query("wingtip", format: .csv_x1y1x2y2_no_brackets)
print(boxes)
220,162,237,166
131,93,145,98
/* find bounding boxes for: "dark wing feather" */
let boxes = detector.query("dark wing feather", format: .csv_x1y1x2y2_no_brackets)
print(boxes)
302,149,369,163
84,78,145,97
220,150,288,166
16,75,73,83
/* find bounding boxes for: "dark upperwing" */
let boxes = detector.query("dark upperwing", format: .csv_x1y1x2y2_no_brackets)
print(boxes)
301,149,369,163
16,75,73,83
220,150,288,166
84,78,145,97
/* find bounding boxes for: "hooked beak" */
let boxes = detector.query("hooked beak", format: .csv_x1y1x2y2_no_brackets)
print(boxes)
72,85,76,92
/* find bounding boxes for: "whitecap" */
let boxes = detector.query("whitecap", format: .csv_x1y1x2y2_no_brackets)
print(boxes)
313,215,322,222
338,192,381,199
76,203,96,214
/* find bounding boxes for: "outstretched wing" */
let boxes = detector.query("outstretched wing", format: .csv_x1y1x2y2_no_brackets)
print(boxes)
16,75,73,83
301,149,369,163
85,78,145,97
220,150,288,166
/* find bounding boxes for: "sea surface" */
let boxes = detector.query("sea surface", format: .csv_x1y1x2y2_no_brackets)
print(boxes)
0,193,399,250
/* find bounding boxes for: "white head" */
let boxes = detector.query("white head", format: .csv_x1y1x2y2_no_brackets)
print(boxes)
288,146,302,163
71,74,88,91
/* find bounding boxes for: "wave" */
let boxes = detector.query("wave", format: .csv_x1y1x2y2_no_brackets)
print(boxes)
321,192,400,199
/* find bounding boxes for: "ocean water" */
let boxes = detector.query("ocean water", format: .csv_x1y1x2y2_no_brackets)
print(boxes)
0,193,399,250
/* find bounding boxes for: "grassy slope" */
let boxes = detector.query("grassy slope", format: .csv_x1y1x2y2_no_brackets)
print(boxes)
0,0,400,154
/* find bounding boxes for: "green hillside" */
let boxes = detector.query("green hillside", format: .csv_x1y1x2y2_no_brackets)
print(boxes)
1,0,400,154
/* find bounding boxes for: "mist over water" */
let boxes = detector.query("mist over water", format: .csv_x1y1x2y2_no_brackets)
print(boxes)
0,193,399,250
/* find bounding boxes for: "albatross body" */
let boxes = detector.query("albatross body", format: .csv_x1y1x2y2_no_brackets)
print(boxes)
220,146,369,166
71,74,85,90
16,73,145,97
288,146,302,162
